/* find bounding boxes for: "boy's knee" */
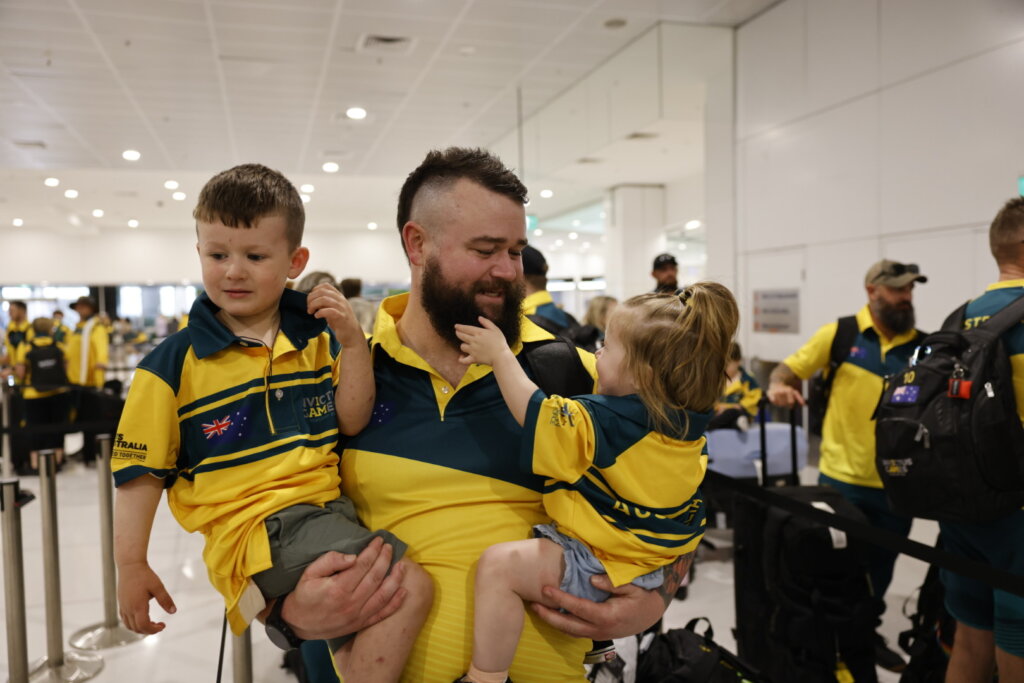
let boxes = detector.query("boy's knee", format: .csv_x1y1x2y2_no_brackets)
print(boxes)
399,559,434,611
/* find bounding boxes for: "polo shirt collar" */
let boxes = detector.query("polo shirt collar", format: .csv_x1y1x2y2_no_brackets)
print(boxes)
523,290,554,310
188,288,325,359
986,279,1024,291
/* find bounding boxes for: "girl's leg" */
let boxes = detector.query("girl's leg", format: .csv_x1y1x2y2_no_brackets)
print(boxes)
335,558,434,683
470,537,566,674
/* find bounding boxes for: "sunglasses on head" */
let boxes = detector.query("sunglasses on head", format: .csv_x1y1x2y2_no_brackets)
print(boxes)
883,263,920,277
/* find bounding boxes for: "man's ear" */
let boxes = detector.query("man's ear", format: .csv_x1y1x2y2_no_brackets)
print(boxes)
403,221,428,267
288,246,310,279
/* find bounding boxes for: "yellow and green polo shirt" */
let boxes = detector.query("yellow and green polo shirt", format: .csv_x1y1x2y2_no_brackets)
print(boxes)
111,288,343,634
523,289,573,330
66,316,109,388
4,319,31,369
784,304,923,488
963,280,1024,423
341,293,597,683
717,367,762,417
51,321,70,346
524,392,707,586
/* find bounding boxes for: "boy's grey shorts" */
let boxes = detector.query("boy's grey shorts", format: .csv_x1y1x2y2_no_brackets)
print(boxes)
252,496,407,649
533,523,664,604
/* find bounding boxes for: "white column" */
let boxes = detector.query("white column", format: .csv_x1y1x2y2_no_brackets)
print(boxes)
604,184,666,300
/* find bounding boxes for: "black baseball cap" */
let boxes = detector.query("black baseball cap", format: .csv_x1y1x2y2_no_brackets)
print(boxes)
652,253,677,269
522,245,548,276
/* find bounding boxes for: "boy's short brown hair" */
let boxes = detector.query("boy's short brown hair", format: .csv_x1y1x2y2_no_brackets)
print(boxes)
32,317,53,336
193,164,304,249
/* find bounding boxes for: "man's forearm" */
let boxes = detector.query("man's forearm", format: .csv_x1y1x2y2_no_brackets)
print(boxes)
655,552,694,607
769,362,799,388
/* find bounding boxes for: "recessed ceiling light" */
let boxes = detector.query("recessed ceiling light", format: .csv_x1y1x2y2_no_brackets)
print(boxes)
12,218,23,227
44,177,59,187
345,107,367,120
539,189,554,199
322,162,340,173
534,229,543,237
128,219,139,228
64,189,78,199
122,149,141,161
572,219,581,227
685,219,702,231
172,191,186,201
300,194,311,204
92,209,104,218
164,180,179,190
554,239,564,247
569,232,578,240
300,184,315,193
367,222,378,230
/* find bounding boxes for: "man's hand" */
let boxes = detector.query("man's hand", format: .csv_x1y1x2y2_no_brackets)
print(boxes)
454,317,511,367
307,283,364,348
117,561,177,635
767,383,805,408
530,574,666,641
281,536,407,641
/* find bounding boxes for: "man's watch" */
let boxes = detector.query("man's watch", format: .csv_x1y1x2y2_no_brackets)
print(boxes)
265,594,304,651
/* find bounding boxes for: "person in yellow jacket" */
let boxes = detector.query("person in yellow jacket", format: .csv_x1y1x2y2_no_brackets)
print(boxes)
709,342,762,431
67,295,109,466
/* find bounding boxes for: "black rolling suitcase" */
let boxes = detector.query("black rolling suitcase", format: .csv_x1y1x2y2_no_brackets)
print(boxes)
731,408,878,683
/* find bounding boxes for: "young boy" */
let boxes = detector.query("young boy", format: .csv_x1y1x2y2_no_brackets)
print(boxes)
111,164,432,681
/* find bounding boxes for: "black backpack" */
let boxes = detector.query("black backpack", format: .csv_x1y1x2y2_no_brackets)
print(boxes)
874,294,1024,523
25,341,68,391
897,538,956,683
806,316,859,437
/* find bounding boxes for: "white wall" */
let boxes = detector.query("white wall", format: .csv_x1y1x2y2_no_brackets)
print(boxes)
2,228,410,286
736,0,1024,360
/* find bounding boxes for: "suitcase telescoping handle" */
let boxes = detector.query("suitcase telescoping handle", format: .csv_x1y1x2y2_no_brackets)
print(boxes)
757,397,800,488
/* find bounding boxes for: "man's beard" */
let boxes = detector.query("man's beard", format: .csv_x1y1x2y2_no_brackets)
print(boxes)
421,256,525,350
876,299,915,335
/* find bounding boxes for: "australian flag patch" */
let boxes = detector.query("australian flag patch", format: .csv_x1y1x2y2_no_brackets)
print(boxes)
890,384,921,404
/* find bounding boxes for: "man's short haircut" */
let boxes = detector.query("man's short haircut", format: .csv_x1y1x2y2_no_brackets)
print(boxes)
9,300,26,312
193,163,304,249
989,197,1024,265
395,147,528,252
340,278,362,299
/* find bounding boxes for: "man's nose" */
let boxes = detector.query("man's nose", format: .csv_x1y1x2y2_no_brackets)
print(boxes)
491,252,519,280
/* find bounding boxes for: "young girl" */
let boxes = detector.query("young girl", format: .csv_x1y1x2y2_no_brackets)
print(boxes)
452,282,739,683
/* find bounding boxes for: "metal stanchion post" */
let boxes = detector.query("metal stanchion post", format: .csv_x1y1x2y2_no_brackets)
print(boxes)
1,384,13,479
232,628,253,683
28,450,103,682
70,435,143,650
3,478,30,682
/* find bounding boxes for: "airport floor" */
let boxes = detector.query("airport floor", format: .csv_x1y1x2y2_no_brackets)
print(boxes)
0,459,936,682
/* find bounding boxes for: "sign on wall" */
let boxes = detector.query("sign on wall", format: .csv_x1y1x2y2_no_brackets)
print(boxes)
753,289,800,333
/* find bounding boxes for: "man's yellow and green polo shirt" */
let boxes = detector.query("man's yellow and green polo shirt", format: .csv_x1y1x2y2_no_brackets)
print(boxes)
4,319,31,368
523,392,707,586
784,304,922,488
341,293,597,683
963,279,1024,424
111,288,343,634
717,367,762,417
523,289,573,330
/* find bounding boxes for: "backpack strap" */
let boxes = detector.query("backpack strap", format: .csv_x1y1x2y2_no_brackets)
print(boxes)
822,314,859,395
521,338,595,397
941,300,971,332
977,292,1024,337
525,313,565,337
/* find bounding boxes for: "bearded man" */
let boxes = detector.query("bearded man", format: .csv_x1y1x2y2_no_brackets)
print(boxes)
767,258,928,673
278,147,692,682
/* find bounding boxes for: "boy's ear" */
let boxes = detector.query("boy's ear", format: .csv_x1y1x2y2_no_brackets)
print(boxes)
288,246,310,279
403,221,428,267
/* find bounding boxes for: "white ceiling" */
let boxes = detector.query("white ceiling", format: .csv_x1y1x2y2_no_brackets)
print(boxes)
0,0,777,236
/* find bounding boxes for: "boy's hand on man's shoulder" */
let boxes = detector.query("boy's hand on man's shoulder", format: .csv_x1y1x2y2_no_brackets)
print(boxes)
307,283,364,347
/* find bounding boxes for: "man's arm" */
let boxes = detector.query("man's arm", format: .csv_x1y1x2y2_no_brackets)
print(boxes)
767,362,805,408
530,553,694,640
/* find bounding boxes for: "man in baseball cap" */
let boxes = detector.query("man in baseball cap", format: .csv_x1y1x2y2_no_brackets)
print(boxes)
767,258,928,672
651,253,680,294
